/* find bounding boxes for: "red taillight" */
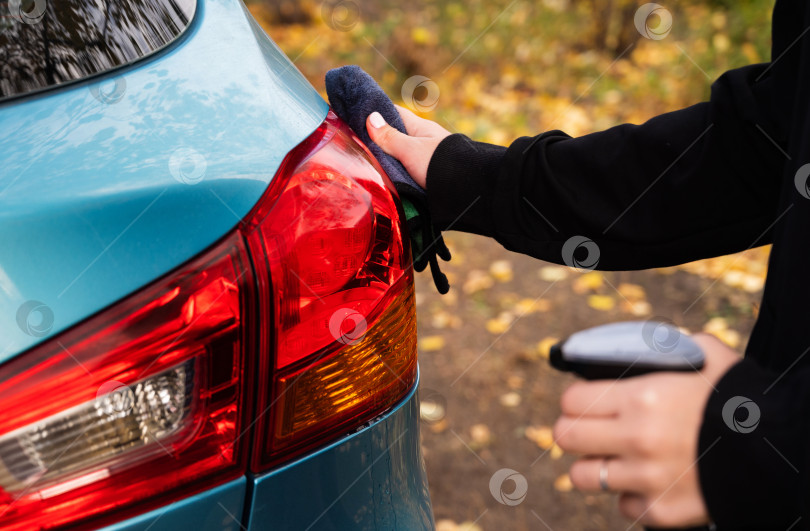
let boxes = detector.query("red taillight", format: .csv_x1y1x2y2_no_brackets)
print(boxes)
0,235,252,530
0,112,417,527
246,112,416,469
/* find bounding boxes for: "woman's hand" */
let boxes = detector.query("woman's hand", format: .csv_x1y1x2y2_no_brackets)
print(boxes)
553,333,741,528
366,105,451,189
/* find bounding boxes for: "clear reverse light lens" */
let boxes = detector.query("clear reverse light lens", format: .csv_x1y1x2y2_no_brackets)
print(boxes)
0,360,194,495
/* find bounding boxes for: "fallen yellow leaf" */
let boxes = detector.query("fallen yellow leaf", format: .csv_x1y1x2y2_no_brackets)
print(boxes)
550,442,564,460
711,11,727,29
486,312,514,334
489,259,514,282
741,274,765,293
411,26,432,45
463,269,494,294
536,337,559,359
716,328,741,348
420,335,446,352
515,297,551,314
722,271,764,293
703,317,741,348
525,425,554,450
573,271,603,294
554,473,573,492
539,266,569,282
500,392,521,407
703,316,728,334
430,419,448,434
713,33,731,53
617,282,646,301
436,520,459,531
486,319,509,334
470,423,492,445
620,299,651,316
587,294,615,311
742,41,760,63
431,310,462,329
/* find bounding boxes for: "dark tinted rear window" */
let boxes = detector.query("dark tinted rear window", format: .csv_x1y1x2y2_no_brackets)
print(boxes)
0,0,196,101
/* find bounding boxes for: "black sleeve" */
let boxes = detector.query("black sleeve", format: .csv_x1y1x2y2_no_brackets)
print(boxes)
697,358,810,528
425,63,785,270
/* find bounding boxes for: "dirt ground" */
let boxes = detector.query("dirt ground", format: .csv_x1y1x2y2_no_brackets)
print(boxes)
414,232,761,531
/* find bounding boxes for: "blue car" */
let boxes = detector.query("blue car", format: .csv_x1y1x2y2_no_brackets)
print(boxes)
0,0,433,528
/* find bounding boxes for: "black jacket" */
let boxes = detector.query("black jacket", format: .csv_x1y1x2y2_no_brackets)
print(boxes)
425,1,810,528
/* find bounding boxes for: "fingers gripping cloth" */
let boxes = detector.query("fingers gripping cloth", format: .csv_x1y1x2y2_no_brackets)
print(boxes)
325,65,451,294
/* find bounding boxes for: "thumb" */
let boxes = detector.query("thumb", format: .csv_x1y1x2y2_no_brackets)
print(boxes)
367,111,412,161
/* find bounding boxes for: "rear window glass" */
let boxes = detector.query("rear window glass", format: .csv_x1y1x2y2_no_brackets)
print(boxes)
0,0,196,101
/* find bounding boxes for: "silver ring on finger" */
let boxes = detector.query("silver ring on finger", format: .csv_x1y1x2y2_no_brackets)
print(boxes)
599,458,610,492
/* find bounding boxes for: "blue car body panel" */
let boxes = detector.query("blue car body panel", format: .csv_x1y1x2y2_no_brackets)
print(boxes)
0,0,328,361
247,379,433,531
99,379,433,531
101,477,247,531
0,0,434,527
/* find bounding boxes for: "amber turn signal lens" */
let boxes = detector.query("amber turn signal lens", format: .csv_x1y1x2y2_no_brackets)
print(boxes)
272,281,417,454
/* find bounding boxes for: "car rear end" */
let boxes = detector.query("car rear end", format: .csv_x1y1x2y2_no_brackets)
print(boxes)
0,0,433,528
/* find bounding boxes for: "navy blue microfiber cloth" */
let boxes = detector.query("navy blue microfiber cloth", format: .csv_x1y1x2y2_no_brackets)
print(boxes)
325,65,451,294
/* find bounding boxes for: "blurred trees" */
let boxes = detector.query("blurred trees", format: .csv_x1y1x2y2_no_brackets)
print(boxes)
577,0,641,56
260,0,311,24
250,0,773,140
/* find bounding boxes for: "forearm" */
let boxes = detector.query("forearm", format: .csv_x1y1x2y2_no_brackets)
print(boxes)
427,64,785,270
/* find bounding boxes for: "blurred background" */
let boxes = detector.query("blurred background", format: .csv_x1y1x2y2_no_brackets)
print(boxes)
248,1,774,529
